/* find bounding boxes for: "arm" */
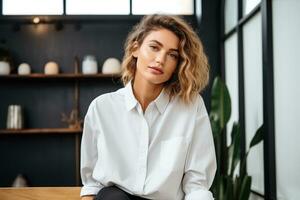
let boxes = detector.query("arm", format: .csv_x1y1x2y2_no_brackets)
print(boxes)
80,101,104,197
183,98,217,200
81,196,95,200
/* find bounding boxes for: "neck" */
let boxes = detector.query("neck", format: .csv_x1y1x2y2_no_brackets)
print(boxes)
132,77,163,113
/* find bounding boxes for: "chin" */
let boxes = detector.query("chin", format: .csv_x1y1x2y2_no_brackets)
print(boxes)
138,71,171,85
145,76,169,85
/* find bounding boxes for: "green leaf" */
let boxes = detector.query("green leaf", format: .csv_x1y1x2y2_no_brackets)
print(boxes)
227,145,233,175
224,176,234,200
210,76,231,131
239,176,252,200
230,123,241,176
250,124,264,148
239,151,249,178
214,135,222,180
218,176,225,200
233,176,242,199
210,115,221,138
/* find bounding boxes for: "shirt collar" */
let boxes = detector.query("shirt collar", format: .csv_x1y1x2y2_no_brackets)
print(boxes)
125,81,138,111
154,88,170,114
124,80,170,114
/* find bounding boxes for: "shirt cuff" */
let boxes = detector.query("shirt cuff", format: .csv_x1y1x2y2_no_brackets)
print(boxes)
80,185,103,197
185,190,214,200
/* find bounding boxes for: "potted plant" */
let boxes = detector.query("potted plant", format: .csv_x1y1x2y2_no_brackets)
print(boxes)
209,76,263,200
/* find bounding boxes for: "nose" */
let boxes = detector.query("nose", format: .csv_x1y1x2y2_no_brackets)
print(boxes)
155,51,166,65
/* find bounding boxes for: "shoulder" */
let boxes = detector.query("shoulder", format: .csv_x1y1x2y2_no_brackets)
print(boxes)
166,94,206,120
195,94,206,112
174,93,205,111
194,94,209,118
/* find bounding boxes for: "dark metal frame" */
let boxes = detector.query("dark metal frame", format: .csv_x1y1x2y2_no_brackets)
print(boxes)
236,0,247,169
0,0,196,33
0,0,2,15
221,0,277,199
261,0,277,199
0,0,196,22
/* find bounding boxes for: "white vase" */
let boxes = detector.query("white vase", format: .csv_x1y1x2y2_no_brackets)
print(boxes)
0,61,10,75
82,55,98,74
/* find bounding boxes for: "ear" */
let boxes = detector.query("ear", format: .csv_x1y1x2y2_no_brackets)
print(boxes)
132,41,139,58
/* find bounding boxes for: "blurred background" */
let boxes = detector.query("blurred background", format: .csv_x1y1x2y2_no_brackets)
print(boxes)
0,0,299,200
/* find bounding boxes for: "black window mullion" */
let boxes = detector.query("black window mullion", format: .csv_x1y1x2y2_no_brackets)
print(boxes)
63,0,66,15
220,0,225,80
261,0,277,199
129,0,132,15
0,0,2,15
237,0,247,177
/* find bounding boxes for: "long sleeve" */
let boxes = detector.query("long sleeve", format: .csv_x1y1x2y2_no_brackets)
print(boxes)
80,101,104,196
183,97,217,200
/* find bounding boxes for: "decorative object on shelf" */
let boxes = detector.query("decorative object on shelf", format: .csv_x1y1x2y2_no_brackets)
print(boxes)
102,57,121,74
82,55,98,74
0,61,10,75
6,105,24,129
11,174,29,187
44,61,59,75
74,56,80,74
18,63,31,75
0,47,13,75
61,109,83,130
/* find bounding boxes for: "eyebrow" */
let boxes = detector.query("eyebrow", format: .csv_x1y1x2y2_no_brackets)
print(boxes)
149,40,179,52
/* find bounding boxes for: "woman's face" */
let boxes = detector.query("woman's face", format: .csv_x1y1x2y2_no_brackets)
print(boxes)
133,28,180,86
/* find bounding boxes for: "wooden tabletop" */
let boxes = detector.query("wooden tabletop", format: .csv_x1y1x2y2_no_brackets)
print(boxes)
0,187,81,200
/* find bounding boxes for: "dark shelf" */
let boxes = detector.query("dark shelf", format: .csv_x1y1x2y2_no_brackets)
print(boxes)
0,128,82,135
0,73,121,80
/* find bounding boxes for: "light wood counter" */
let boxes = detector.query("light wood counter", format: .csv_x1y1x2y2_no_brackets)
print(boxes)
0,187,81,200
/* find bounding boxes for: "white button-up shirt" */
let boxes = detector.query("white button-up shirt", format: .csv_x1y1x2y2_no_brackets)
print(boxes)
80,82,217,200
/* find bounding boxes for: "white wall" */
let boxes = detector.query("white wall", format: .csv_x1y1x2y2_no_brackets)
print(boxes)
273,0,300,199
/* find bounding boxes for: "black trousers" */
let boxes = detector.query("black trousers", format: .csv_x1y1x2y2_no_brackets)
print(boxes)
94,186,149,200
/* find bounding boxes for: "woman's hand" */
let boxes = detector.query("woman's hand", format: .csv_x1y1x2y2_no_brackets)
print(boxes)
81,195,95,200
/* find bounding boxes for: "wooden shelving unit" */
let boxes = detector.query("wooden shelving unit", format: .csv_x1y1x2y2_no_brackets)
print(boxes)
0,71,121,185
0,128,82,135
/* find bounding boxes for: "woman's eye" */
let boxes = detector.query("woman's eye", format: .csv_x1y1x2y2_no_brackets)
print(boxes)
169,53,179,60
149,45,159,51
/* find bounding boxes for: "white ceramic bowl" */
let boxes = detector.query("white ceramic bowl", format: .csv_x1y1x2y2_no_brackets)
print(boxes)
102,57,121,74
18,63,31,75
44,61,59,75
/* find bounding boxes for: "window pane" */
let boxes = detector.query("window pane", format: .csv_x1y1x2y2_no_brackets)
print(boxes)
225,0,238,33
273,0,300,199
243,0,261,15
66,0,130,15
132,0,193,15
225,33,239,145
3,0,63,15
243,12,264,195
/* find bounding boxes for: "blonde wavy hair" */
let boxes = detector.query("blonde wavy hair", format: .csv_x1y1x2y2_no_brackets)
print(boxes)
121,14,209,104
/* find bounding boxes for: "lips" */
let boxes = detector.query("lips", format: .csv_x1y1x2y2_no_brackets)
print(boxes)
148,66,164,74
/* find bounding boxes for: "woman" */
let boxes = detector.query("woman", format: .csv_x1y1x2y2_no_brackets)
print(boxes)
81,14,216,200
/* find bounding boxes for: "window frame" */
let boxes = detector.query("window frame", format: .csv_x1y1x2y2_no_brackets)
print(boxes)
0,0,195,17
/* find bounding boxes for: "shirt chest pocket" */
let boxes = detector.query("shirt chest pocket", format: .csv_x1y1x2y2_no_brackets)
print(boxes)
159,137,188,172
